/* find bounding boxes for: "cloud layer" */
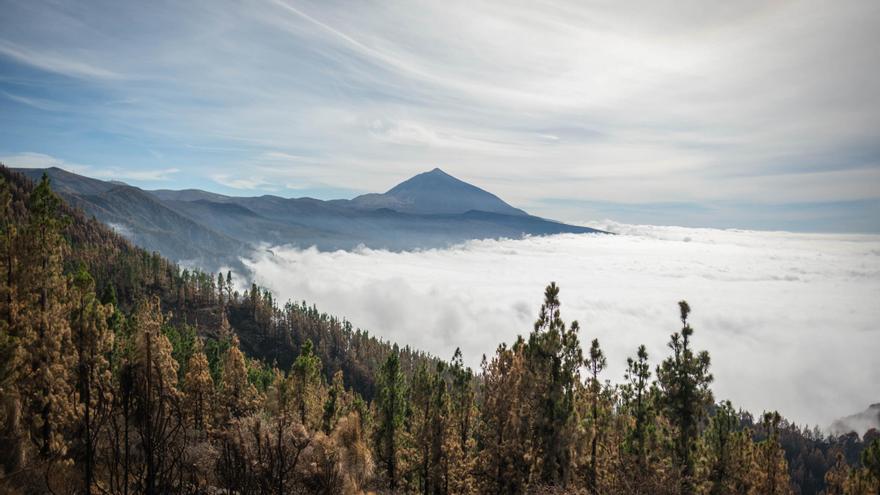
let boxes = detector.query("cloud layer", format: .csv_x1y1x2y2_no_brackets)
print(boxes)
244,224,880,428
1,1,878,230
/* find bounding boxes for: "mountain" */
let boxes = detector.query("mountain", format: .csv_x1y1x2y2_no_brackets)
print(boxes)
15,167,247,270
348,167,527,216
830,403,880,436
19,166,119,196
9,165,603,272
162,198,349,249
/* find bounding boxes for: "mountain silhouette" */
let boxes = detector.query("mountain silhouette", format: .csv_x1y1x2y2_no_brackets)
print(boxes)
349,168,527,216
11,166,604,272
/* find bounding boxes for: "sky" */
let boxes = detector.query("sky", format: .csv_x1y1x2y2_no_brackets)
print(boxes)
243,223,880,429
1,0,879,231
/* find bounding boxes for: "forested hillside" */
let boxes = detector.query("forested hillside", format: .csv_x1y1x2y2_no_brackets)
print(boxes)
1,165,878,494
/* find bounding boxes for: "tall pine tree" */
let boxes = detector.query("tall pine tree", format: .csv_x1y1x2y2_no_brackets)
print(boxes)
182,338,214,430
19,174,76,462
656,300,713,494
375,345,407,491
525,282,582,487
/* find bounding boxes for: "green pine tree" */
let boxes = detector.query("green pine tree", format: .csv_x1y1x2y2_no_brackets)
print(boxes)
375,345,408,491
656,301,713,494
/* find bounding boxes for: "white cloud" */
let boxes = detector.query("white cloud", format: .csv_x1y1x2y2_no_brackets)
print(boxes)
243,224,880,428
0,39,123,80
0,152,179,182
211,174,276,191
0,152,92,174
101,168,179,182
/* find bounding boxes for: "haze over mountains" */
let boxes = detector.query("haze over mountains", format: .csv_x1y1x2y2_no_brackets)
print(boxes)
830,403,880,437
13,166,600,271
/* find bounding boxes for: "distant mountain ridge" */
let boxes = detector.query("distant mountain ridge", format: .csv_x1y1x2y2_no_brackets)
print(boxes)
149,188,232,203
11,166,603,272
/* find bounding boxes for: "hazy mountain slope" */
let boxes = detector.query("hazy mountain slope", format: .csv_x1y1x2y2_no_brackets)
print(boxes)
67,186,246,266
348,168,528,216
149,188,232,202
164,198,350,249
299,208,599,250
16,168,248,270
14,166,603,269
210,197,599,251
17,166,120,196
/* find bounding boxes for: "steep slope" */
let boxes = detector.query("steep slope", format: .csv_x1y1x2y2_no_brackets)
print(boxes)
0,164,431,405
72,186,246,265
348,167,527,216
17,166,120,196
16,167,248,270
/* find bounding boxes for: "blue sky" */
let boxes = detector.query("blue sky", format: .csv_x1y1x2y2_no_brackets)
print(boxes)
1,0,879,232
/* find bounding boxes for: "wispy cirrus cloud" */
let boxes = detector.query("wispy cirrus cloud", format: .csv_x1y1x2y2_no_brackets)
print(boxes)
1,89,65,111
0,39,123,80
102,168,179,182
0,152,179,182
0,0,878,230
0,152,92,174
211,173,276,191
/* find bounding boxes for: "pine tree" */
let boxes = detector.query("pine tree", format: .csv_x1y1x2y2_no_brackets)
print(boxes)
824,452,850,495
249,367,313,494
701,401,754,494
105,314,137,495
447,348,476,493
524,282,583,487
428,364,451,495
291,339,323,430
752,411,792,495
0,175,27,475
322,370,345,434
657,300,713,494
182,339,214,430
860,437,880,494
827,437,880,495
70,265,114,494
407,360,452,494
375,345,407,490
216,272,225,306
132,297,185,494
332,411,374,493
585,338,607,493
621,345,653,473
219,335,257,423
18,174,77,462
411,361,435,493
476,340,530,494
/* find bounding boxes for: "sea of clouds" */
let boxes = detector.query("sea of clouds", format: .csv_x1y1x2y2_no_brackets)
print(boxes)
242,222,880,429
